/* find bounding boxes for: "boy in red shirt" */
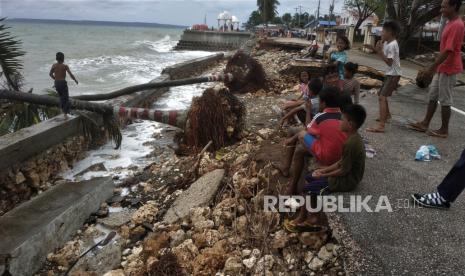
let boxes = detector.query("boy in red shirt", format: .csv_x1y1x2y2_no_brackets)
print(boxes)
278,86,348,196
408,0,464,138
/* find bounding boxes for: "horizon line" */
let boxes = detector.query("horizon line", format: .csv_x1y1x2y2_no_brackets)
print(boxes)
7,17,188,28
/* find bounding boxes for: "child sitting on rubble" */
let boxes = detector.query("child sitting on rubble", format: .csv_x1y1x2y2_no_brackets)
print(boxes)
283,104,367,232
329,36,350,81
279,71,311,113
276,86,348,198
342,62,361,104
279,77,323,127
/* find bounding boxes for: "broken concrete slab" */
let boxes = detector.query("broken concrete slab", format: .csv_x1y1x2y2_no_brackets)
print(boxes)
98,209,136,229
163,169,225,224
0,177,114,276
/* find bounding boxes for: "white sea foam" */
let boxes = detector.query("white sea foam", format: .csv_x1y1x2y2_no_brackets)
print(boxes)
61,120,163,182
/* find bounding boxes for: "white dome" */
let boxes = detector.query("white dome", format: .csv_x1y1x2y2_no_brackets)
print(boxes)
222,11,232,20
217,12,225,20
232,16,239,23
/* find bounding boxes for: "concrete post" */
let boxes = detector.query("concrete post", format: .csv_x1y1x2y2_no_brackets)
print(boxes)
330,31,337,45
317,29,324,43
363,23,373,53
347,25,355,46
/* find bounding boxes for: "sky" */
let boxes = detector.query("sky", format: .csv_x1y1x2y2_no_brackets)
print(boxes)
0,0,344,27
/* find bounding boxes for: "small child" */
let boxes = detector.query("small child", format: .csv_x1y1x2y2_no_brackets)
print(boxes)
343,62,361,104
329,36,350,80
284,104,367,232
365,21,402,133
280,78,323,127
49,52,78,119
281,71,311,111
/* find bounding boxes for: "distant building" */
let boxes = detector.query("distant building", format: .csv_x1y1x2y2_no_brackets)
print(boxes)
339,8,379,35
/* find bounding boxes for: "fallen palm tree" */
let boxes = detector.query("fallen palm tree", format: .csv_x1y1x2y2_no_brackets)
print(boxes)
0,86,245,151
72,51,266,102
73,73,233,101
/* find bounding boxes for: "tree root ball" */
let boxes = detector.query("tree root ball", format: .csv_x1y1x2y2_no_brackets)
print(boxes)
224,51,266,93
183,86,245,151
416,69,433,88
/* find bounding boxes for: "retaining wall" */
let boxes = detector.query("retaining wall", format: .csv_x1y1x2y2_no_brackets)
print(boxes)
174,30,252,51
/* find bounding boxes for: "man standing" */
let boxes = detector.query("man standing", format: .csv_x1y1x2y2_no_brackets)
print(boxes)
408,0,464,138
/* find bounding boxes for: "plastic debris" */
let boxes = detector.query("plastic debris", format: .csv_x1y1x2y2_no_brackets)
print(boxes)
415,145,441,161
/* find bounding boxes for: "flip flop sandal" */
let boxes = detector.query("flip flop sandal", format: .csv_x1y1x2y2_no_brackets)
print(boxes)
426,130,448,138
406,123,427,133
283,219,300,233
298,222,324,232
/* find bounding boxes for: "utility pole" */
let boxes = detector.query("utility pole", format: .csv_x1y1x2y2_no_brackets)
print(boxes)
329,0,335,21
295,7,299,28
317,0,321,21
298,5,303,28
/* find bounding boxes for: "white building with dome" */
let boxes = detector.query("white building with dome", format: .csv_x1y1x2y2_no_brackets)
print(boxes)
217,11,240,31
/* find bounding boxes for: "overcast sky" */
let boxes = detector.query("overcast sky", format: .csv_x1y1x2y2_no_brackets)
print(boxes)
0,0,344,26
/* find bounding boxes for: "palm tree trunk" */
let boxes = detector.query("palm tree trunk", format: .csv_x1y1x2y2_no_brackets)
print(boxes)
0,90,188,128
73,73,233,101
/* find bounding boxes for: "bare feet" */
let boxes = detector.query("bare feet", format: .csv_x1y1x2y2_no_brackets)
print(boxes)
64,114,69,120
407,122,428,132
375,115,391,122
272,162,289,177
366,125,385,133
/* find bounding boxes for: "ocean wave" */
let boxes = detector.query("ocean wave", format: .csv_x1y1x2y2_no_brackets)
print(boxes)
133,36,178,53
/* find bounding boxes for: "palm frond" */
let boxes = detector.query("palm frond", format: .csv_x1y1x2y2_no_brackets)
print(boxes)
0,101,61,136
76,110,122,149
0,18,25,91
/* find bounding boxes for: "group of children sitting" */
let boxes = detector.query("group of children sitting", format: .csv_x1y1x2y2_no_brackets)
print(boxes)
275,20,402,232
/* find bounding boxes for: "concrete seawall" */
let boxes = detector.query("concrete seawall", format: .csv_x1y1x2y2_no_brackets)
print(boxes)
175,30,252,51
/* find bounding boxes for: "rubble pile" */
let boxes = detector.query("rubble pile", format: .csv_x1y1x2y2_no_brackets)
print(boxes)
40,127,345,276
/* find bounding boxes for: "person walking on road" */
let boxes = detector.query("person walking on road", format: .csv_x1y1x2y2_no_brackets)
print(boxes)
408,0,464,138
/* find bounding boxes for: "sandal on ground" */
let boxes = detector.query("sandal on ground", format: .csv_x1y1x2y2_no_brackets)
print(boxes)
426,129,448,138
283,219,324,233
407,122,427,132
283,219,300,233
